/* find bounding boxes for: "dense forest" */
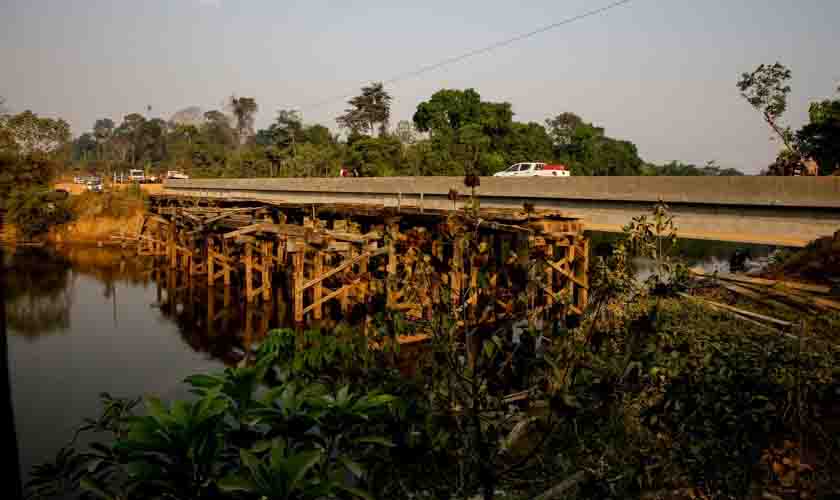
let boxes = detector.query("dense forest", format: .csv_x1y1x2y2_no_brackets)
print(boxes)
2,88,746,180
2,63,839,185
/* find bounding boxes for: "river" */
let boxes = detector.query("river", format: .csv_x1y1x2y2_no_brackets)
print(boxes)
3,236,781,488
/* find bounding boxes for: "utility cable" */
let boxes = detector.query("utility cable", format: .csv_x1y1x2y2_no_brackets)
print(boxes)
300,0,634,111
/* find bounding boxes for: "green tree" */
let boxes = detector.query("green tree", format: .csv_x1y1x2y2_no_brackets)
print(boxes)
92,118,114,161
546,112,643,175
736,62,797,153
0,98,14,151
345,134,402,176
337,82,392,136
138,118,168,164
201,110,236,150
3,111,70,156
413,88,482,136
796,89,840,175
116,113,147,165
72,133,98,162
499,121,553,166
228,95,258,146
300,124,334,147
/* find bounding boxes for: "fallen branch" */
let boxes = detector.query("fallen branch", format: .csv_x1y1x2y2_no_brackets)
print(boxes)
678,293,798,340
531,471,588,500
720,282,797,312
689,269,832,295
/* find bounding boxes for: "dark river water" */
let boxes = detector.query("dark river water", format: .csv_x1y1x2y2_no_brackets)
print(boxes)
2,236,781,488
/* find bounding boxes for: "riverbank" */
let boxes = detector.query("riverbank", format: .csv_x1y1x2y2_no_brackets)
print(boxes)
2,184,149,247
55,188,146,244
9,222,840,498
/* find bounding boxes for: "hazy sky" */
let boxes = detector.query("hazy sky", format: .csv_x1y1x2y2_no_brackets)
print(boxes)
1,0,838,173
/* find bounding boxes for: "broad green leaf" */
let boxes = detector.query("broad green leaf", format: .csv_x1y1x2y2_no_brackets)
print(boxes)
336,484,376,500
172,400,190,422
143,396,169,425
352,436,395,448
336,386,350,405
184,374,223,389
218,474,257,492
339,456,366,478
286,450,323,488
239,449,263,480
269,441,287,471
80,477,116,500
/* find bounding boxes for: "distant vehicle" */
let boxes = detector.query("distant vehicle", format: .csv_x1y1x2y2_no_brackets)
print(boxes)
85,180,103,193
494,162,570,177
166,170,190,180
128,169,146,183
74,175,100,184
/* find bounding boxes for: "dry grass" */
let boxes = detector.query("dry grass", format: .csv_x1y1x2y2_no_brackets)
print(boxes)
50,188,147,244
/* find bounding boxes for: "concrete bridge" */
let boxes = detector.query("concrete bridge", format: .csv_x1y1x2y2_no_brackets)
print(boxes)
164,176,840,247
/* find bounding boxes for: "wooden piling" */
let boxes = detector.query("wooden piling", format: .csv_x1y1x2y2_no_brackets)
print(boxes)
313,250,323,320
261,240,272,302
293,250,304,323
245,243,254,302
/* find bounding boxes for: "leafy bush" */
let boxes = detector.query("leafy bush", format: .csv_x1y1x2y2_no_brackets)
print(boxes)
642,301,840,496
5,186,73,238
25,332,402,500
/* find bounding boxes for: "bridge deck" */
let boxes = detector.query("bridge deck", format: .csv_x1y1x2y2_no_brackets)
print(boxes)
164,176,840,247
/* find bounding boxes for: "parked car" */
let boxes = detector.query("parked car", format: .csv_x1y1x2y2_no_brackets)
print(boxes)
166,170,190,180
74,174,100,184
85,180,103,193
493,162,570,177
128,169,146,183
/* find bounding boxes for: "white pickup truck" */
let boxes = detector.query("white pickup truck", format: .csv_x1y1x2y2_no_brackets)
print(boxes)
493,162,570,177
128,169,146,183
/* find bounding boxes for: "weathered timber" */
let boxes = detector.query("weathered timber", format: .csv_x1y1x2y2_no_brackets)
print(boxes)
142,194,591,331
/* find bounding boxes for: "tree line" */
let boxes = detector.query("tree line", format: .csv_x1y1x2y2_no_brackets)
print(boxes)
2,90,744,180
3,64,838,180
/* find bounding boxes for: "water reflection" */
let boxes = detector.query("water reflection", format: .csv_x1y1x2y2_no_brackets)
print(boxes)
4,249,74,338
5,236,783,487
588,232,782,278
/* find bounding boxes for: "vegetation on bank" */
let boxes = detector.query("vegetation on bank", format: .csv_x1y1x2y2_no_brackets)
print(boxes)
763,230,840,286
5,62,839,184
23,205,840,500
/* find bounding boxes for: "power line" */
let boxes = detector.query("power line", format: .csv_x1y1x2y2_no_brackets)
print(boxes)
300,0,634,112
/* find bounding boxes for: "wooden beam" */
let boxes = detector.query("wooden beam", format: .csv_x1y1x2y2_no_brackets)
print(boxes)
223,223,276,239
296,247,387,292
302,281,361,314
313,251,323,319
207,240,215,286
293,251,304,322
578,237,590,310
245,243,254,302
261,240,272,302
202,207,260,225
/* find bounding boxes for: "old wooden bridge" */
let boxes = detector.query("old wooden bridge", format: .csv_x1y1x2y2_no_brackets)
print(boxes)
119,195,590,332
